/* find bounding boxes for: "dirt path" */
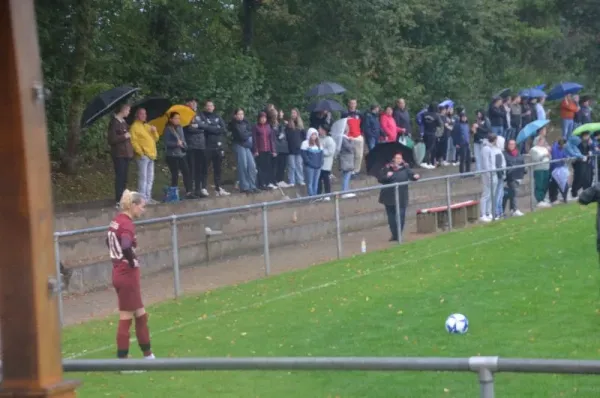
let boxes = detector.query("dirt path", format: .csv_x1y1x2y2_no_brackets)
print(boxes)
62,221,435,325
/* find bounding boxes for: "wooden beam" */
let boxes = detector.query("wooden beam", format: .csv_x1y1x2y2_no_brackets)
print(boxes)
0,1,80,397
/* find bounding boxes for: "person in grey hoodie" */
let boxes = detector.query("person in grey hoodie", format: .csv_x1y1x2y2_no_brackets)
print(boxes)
479,133,499,222
164,112,193,199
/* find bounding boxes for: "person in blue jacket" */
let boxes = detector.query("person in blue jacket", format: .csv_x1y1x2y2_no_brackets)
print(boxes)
363,104,382,151
451,111,471,174
301,128,324,196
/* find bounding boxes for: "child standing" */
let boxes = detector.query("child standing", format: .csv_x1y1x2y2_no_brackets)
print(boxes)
301,128,324,196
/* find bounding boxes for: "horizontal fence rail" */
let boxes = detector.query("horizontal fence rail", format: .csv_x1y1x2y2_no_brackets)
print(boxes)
52,156,598,326
60,356,600,398
53,156,590,237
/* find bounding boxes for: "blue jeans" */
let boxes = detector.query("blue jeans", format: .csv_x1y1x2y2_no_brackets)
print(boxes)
233,144,257,191
305,167,320,196
491,126,504,138
366,136,378,151
562,118,574,139
137,156,155,201
341,171,352,191
385,205,406,240
495,177,504,217
287,154,304,185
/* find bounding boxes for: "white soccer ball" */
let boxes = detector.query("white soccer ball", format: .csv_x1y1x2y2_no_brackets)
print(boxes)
445,313,469,334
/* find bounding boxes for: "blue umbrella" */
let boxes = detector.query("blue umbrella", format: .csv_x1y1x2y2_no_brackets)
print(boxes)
439,99,454,108
535,84,546,90
546,82,584,101
519,88,531,98
516,119,550,144
526,88,546,98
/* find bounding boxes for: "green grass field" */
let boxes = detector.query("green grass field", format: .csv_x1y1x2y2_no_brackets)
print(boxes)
63,205,600,397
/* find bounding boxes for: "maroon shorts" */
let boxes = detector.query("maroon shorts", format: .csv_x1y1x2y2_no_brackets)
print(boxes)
112,266,143,311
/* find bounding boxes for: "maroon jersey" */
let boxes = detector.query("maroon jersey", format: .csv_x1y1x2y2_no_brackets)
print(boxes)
107,213,138,275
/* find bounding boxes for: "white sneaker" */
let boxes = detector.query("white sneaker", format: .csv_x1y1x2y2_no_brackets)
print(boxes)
568,193,578,202
323,197,331,202
277,181,287,188
479,216,492,223
216,188,231,197
536,201,551,208
341,193,357,199
420,163,429,169
551,200,561,206
267,183,277,190
452,162,460,166
442,161,450,166
427,164,436,169
299,182,306,186
145,354,156,360
512,209,524,217
200,189,209,197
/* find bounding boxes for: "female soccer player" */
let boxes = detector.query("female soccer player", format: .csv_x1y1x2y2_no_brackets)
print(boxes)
107,189,155,359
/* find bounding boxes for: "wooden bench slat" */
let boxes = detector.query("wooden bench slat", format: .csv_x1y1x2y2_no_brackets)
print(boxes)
417,200,479,214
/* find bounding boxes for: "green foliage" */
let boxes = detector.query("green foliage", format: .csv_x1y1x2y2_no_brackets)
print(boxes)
35,0,600,164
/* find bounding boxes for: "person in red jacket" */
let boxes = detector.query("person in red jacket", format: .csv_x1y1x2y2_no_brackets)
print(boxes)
379,106,405,143
560,94,579,139
107,189,155,360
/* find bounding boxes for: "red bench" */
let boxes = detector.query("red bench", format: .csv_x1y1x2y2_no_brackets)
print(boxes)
416,200,480,233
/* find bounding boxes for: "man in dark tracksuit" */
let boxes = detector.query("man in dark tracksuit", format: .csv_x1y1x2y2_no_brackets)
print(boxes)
578,184,600,261
199,100,229,196
183,99,208,198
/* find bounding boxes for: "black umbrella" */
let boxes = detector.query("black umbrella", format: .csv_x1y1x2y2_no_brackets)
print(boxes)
493,88,511,99
80,86,140,128
125,97,172,125
305,81,346,97
366,142,415,177
306,99,345,113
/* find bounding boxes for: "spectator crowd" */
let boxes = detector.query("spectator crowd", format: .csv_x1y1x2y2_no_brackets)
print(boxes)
107,91,597,239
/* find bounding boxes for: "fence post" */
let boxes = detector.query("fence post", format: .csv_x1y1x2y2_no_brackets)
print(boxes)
394,184,402,243
489,171,496,220
262,204,271,276
478,367,495,398
334,194,342,259
445,177,453,230
53,234,64,327
171,215,181,298
529,164,535,212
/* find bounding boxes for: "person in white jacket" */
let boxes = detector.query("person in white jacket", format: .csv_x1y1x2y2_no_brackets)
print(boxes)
479,133,499,222
317,124,337,200
492,135,507,218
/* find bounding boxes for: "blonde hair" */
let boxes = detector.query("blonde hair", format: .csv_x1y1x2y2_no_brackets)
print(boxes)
119,189,145,211
289,108,304,130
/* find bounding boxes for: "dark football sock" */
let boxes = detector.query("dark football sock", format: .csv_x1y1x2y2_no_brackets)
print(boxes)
117,319,132,358
135,313,152,356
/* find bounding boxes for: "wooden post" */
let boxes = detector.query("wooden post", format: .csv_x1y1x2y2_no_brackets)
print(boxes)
0,1,80,397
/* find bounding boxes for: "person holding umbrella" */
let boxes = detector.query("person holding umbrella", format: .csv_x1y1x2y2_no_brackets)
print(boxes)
107,103,134,208
130,107,159,204
377,153,420,242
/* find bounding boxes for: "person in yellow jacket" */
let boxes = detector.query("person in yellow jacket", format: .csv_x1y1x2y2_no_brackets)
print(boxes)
130,108,159,203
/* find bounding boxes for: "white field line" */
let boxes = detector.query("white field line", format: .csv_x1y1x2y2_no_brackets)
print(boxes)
64,212,587,359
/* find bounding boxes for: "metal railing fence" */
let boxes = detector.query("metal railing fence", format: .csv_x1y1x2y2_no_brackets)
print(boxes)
53,155,598,326
61,356,600,398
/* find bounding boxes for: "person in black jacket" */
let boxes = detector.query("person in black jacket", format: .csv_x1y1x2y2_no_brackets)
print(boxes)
378,153,420,241
578,183,600,259
503,139,525,216
229,108,258,194
183,98,207,198
198,100,230,196
393,98,412,137
421,103,442,169
488,97,505,137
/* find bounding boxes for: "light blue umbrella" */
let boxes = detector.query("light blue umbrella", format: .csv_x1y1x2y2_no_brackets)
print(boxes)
546,82,584,101
535,84,546,90
516,119,550,144
528,88,546,98
439,99,454,108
